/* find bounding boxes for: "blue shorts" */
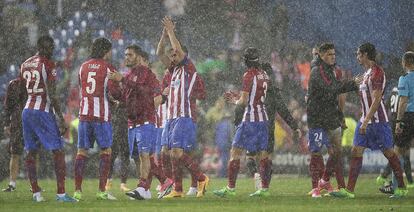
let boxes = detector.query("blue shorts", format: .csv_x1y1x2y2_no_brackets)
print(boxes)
155,127,163,155
128,124,156,158
353,122,393,151
78,121,113,149
22,109,64,151
161,120,170,147
166,118,197,152
308,128,333,153
232,121,268,153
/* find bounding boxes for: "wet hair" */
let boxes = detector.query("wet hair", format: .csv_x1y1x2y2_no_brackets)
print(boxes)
358,42,376,61
319,43,335,54
243,47,260,68
90,37,112,59
402,51,414,66
126,44,149,61
37,35,54,55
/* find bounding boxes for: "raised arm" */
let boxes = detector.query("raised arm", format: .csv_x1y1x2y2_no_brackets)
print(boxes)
156,28,171,67
162,16,185,63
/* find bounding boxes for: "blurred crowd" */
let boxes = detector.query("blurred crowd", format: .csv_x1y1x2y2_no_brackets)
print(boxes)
0,0,413,180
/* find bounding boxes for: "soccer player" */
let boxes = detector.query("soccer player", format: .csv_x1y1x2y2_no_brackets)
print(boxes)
105,97,130,192
109,45,173,200
20,35,76,202
331,43,408,198
213,47,272,197
243,62,301,190
73,38,121,201
2,77,26,192
156,16,209,198
306,43,361,197
156,28,200,196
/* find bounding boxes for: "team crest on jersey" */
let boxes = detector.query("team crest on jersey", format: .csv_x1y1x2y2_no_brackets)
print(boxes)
359,84,367,91
52,69,57,76
172,79,181,88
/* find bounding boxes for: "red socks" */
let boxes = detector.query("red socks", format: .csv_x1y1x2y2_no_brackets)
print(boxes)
150,156,167,184
160,152,172,179
335,158,346,189
74,154,87,191
99,153,111,192
180,153,205,181
53,151,66,194
259,158,272,189
171,157,183,192
228,159,240,189
322,155,337,182
386,153,406,188
346,156,363,192
309,154,324,189
26,155,40,193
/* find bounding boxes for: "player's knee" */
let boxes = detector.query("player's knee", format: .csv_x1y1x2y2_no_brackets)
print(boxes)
230,151,242,161
77,148,88,157
161,146,169,154
258,151,269,160
25,150,38,161
311,152,321,157
139,152,150,160
170,148,183,159
382,148,396,158
101,147,112,155
351,146,364,157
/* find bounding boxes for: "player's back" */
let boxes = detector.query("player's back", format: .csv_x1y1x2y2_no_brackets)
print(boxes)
20,55,56,112
242,68,270,122
78,58,114,122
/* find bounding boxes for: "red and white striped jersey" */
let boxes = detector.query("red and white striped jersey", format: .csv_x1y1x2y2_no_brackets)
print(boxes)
358,65,389,123
166,57,205,121
242,68,270,122
20,55,56,112
78,58,120,122
156,102,168,128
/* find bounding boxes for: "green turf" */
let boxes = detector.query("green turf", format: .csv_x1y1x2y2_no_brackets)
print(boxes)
0,175,413,212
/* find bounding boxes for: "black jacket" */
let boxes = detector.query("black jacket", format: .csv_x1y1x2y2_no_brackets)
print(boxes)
307,56,358,130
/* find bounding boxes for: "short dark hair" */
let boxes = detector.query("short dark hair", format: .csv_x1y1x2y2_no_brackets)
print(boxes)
126,44,148,61
403,51,414,66
90,38,112,59
243,47,260,68
37,35,54,52
319,43,335,54
358,42,376,61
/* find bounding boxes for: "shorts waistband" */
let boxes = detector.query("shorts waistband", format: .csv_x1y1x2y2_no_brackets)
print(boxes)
129,121,150,129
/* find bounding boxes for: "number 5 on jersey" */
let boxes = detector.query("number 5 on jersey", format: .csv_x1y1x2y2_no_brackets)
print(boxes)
86,72,96,94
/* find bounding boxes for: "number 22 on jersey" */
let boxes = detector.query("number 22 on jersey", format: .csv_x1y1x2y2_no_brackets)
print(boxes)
23,70,44,94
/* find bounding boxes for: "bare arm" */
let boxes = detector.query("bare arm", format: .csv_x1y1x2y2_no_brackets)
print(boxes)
338,94,346,112
154,95,163,108
396,96,408,121
156,28,171,67
395,96,408,134
235,91,249,106
47,80,67,135
162,16,185,62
